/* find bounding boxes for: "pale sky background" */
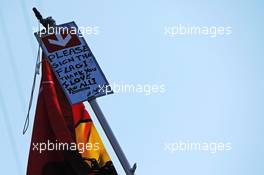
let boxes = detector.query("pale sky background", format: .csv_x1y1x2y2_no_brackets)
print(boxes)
0,0,264,175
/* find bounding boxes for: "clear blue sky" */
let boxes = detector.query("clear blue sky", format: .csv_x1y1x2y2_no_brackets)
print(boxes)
0,0,264,174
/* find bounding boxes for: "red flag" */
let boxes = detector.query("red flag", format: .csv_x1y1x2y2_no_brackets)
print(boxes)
27,57,117,175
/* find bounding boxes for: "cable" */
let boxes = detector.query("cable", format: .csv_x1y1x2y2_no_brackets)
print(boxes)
18,0,37,55
0,89,23,174
0,9,26,114
23,22,41,135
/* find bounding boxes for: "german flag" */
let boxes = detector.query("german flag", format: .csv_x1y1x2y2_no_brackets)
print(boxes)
26,57,117,175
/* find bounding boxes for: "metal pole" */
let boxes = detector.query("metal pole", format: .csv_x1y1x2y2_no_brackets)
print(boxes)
89,98,136,175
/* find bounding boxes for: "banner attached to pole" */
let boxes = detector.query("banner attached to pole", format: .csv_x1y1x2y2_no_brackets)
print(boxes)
26,58,118,175
34,22,112,104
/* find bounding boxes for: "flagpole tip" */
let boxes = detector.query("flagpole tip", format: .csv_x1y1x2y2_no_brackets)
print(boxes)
32,7,43,21
32,7,56,29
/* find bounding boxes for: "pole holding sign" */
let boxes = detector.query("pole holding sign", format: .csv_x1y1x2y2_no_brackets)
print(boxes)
89,99,137,175
32,8,136,175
